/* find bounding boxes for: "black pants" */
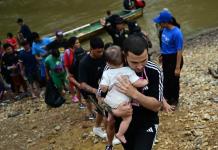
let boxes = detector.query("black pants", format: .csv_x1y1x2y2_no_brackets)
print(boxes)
115,117,157,150
162,53,183,105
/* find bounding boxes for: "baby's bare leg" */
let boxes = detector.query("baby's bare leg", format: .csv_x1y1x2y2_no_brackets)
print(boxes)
115,114,132,144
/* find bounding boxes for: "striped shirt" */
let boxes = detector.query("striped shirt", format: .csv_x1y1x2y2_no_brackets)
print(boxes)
144,61,163,102
101,61,164,125
133,60,163,125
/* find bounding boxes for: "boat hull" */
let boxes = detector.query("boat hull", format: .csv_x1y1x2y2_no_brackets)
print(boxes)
50,8,144,42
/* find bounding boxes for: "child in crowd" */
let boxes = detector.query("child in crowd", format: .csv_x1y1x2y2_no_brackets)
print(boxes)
4,32,19,50
99,45,148,143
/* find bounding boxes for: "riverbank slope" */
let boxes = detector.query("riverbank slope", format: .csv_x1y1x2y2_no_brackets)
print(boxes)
0,28,217,150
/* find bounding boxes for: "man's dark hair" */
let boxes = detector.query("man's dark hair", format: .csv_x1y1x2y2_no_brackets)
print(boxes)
51,48,60,57
32,32,40,41
17,18,23,23
123,34,148,55
21,40,29,46
68,36,77,48
106,10,111,16
90,36,104,49
3,43,12,50
7,32,13,38
128,21,141,34
104,45,123,66
104,42,113,50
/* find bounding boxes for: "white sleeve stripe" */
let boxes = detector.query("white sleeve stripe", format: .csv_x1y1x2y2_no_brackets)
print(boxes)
146,61,163,102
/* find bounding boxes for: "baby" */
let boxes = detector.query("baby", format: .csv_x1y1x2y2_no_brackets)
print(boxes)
100,45,148,143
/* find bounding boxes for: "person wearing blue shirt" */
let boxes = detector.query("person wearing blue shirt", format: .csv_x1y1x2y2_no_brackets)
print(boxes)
153,10,184,107
32,33,51,56
32,32,52,88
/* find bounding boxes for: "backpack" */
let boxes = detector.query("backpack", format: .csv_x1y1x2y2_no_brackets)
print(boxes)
44,80,65,107
70,48,87,76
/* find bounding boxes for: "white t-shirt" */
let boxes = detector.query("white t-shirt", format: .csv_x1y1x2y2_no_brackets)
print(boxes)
100,67,140,108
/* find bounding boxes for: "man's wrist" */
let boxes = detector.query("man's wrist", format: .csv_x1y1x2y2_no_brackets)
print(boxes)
92,88,97,94
175,66,180,70
131,90,139,100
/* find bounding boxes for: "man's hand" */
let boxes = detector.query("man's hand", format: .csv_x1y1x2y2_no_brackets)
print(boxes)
116,76,137,98
162,98,175,112
100,18,106,26
96,95,104,106
66,73,72,80
175,68,181,77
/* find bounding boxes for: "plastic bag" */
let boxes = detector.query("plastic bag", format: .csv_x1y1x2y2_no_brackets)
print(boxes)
44,80,65,107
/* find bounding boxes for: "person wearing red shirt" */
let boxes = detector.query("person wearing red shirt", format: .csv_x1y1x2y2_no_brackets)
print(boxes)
4,32,18,50
64,36,86,109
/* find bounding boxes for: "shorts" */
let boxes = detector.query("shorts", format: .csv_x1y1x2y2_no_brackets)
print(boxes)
10,74,27,92
81,91,104,116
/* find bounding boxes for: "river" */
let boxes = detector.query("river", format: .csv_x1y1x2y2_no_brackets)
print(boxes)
0,0,218,42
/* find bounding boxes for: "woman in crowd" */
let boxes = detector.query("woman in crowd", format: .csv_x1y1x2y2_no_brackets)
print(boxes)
64,36,86,108
153,9,184,107
45,48,67,96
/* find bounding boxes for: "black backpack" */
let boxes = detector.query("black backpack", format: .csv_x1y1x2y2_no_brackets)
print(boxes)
70,48,87,77
44,80,65,108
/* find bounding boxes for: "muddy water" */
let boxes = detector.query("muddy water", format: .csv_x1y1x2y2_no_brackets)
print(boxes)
0,0,217,41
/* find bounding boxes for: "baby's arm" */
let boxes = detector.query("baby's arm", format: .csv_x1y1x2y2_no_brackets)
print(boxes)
128,68,148,88
132,78,148,88
100,85,109,95
99,85,109,93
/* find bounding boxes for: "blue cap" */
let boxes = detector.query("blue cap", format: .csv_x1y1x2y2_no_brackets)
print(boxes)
153,10,173,23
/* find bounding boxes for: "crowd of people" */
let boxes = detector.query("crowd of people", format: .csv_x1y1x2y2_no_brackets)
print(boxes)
0,7,183,150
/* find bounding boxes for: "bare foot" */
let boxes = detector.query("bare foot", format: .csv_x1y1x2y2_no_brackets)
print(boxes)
31,94,37,99
116,133,127,143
